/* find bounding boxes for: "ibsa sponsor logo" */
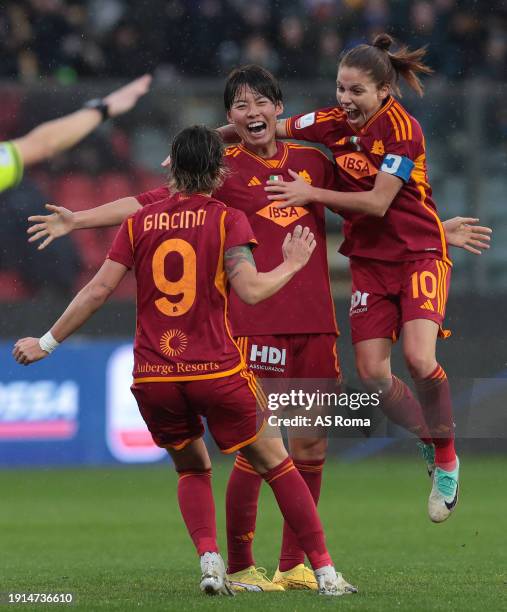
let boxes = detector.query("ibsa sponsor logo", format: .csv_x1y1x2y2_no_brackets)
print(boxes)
249,344,287,373
0,380,79,440
336,152,378,180
256,203,309,228
106,345,166,463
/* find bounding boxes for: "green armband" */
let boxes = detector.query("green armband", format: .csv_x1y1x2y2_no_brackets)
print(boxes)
0,141,24,193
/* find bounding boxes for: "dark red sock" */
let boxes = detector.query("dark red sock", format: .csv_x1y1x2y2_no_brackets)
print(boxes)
263,457,332,571
381,375,432,443
414,365,456,466
226,453,262,574
278,458,325,572
177,469,218,556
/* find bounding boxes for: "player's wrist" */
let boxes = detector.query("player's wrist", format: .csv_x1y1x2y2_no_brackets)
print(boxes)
72,210,88,230
82,98,110,123
283,258,301,275
312,187,329,205
39,331,60,354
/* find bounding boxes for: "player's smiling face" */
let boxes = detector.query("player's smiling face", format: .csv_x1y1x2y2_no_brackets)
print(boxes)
336,65,390,128
227,86,283,154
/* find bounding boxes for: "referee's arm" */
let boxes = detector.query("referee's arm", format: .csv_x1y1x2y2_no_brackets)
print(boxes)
8,74,152,172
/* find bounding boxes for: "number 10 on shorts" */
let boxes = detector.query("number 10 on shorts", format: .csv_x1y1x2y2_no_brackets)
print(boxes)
411,271,437,299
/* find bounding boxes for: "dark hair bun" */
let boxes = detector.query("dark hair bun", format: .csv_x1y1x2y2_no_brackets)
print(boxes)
373,33,393,51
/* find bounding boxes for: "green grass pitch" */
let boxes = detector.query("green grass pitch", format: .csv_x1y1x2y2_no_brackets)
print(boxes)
2,456,506,611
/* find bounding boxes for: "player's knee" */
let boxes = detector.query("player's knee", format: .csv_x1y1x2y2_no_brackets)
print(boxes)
172,457,212,473
241,437,288,474
167,443,212,473
404,351,436,379
289,436,327,462
356,359,390,387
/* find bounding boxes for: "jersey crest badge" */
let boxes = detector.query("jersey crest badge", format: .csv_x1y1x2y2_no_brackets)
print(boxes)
298,170,312,184
371,140,385,155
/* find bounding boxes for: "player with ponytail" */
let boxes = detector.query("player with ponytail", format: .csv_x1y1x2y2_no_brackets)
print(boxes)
344,32,433,98
266,34,485,522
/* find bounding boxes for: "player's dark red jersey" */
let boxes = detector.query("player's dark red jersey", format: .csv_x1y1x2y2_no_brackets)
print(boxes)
137,141,339,337
108,192,257,383
285,97,451,265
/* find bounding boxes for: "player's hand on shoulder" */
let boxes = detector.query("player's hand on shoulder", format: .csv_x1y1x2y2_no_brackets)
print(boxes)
13,338,48,365
282,225,317,271
265,169,315,208
27,203,75,250
443,216,492,255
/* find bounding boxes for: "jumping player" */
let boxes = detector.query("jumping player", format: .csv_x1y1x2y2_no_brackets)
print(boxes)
13,125,357,598
27,65,490,585
265,34,480,522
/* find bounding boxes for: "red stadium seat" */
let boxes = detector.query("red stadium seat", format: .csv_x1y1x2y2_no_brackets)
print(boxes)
0,270,32,301
99,172,133,204
72,230,109,270
51,174,96,211
134,170,165,196
0,88,21,138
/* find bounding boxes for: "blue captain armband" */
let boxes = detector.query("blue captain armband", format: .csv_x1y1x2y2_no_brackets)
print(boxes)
380,154,414,183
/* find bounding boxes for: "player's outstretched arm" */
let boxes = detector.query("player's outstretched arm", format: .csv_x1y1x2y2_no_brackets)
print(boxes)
226,225,316,305
13,75,151,167
27,197,141,250
266,168,402,217
442,217,492,255
12,259,127,365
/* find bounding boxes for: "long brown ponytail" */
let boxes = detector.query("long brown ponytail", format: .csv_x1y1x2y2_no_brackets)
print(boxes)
339,33,433,97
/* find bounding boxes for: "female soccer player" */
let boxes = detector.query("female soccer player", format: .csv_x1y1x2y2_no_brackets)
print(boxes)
13,125,357,598
265,34,476,522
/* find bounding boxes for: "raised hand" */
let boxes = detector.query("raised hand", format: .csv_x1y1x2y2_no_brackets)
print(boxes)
104,74,152,117
265,169,316,208
443,217,492,255
282,225,317,271
27,204,75,250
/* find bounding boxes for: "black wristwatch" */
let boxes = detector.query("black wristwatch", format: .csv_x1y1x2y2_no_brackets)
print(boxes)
83,98,110,122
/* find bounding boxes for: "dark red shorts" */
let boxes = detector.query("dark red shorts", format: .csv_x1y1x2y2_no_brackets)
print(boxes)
131,369,266,453
349,257,452,344
235,334,341,380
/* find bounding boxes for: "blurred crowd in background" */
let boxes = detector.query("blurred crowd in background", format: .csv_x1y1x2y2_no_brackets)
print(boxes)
0,1,506,302
1,0,506,82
